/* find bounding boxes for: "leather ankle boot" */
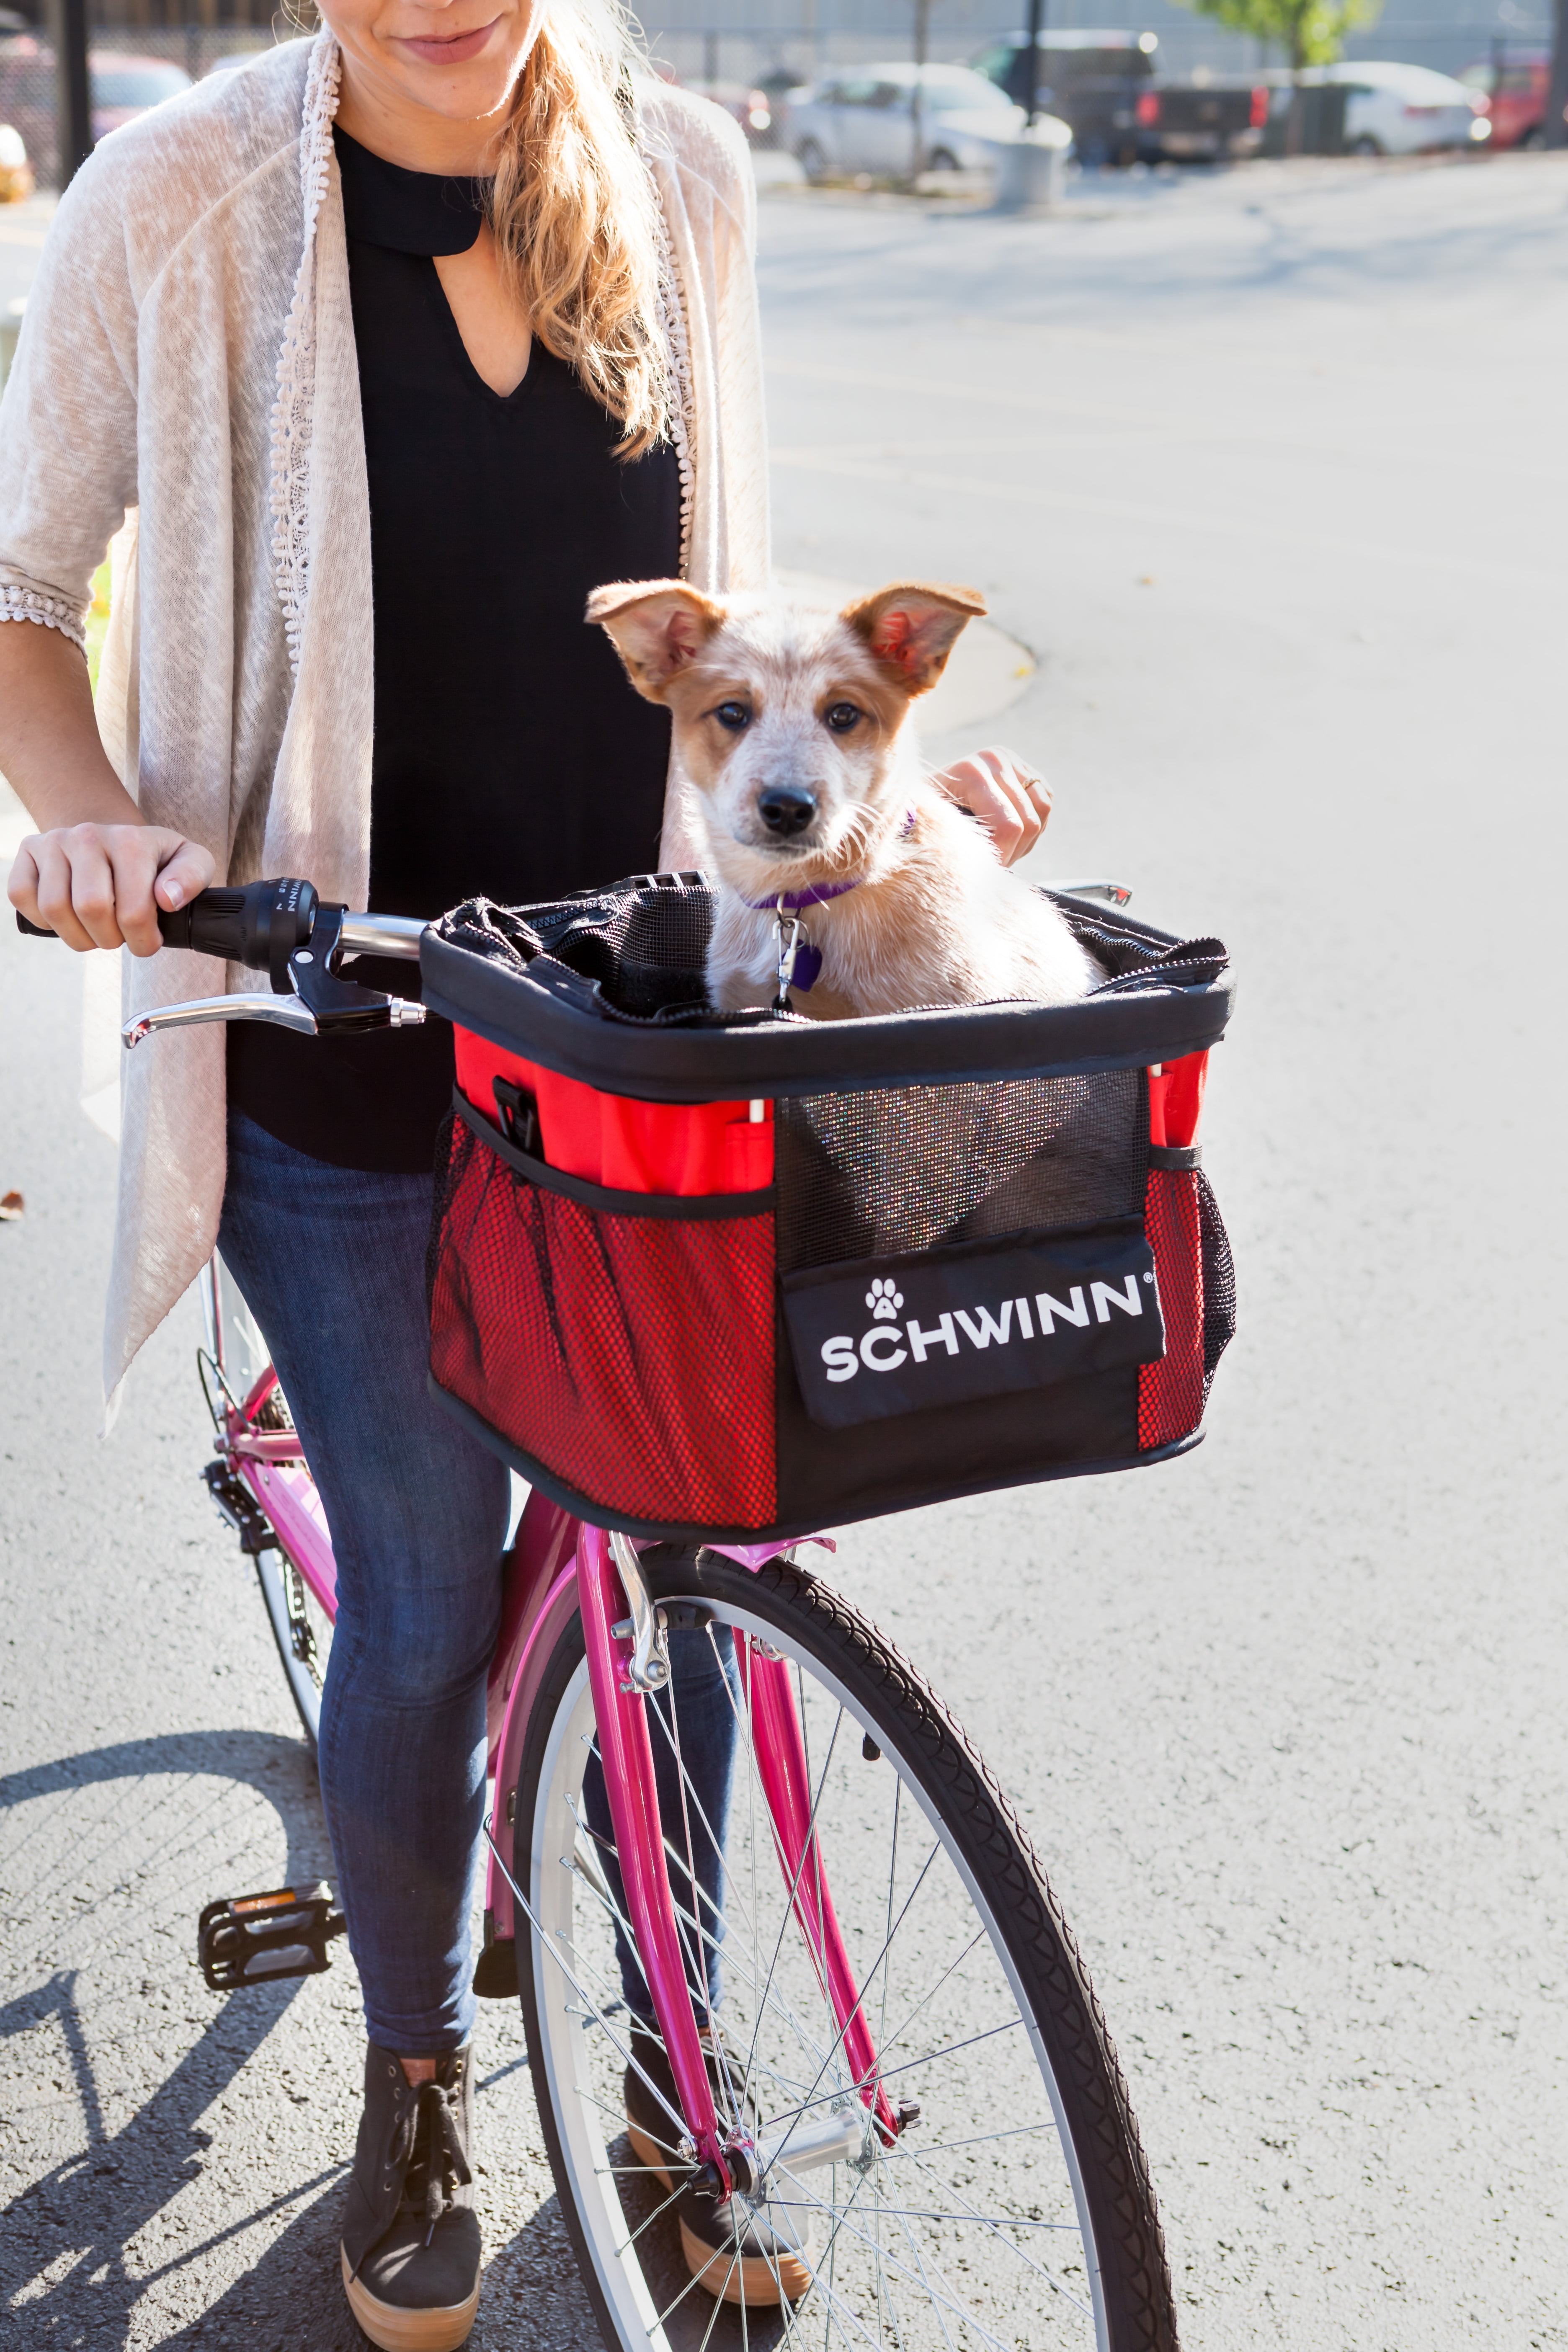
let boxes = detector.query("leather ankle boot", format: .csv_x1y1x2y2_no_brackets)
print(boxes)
340,2044,481,2351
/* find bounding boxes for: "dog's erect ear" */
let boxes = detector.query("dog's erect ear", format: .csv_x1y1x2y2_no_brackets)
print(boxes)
586,580,726,698
840,582,988,695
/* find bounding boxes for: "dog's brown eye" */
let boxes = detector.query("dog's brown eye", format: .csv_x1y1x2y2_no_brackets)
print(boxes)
824,702,861,734
713,701,750,732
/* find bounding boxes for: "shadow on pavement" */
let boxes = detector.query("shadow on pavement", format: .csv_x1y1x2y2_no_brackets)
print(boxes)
0,1728,345,2348
1,1731,806,2348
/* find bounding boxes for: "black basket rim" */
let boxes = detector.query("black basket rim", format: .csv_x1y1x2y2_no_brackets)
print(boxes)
428,1372,1207,1543
420,880,1235,1103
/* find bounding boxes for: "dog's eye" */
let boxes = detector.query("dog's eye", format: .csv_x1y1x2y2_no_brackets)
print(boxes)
824,702,861,735
713,701,750,732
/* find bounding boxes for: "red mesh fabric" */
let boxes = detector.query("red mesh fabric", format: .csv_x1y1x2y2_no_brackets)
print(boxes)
1138,1166,1206,1449
429,1123,777,1529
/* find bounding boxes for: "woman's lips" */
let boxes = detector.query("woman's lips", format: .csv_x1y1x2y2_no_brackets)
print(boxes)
394,17,500,64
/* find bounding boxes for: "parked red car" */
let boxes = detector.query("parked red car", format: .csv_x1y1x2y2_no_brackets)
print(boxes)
1457,51,1551,149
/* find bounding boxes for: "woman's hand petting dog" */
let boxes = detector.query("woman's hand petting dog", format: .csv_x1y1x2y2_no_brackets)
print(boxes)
929,746,1052,868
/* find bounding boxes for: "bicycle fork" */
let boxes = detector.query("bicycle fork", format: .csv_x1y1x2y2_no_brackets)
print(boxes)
734,1641,901,2149
578,1527,903,2202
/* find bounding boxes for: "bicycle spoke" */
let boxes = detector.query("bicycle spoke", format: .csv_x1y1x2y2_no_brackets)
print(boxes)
883,2117,1060,2159
760,1842,944,2169
742,1700,848,2106
785,2175,1021,2352
612,2173,692,2258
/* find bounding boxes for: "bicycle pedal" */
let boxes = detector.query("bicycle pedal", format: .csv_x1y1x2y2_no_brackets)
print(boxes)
198,1883,346,1991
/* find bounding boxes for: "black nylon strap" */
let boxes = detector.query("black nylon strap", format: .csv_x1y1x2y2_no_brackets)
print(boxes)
451,1086,775,1221
1148,1143,1202,1171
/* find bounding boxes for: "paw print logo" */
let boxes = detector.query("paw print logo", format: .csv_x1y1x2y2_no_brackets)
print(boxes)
866,1279,904,1322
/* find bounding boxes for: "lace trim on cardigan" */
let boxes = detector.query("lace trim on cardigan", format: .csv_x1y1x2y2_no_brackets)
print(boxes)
0,581,87,650
269,30,340,677
650,189,696,578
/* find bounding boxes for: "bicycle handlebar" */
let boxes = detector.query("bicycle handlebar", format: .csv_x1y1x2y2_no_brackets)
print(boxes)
17,874,1134,1053
15,878,426,1048
17,876,423,970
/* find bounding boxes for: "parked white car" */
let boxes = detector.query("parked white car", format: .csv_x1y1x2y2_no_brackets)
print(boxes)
1323,61,1491,156
789,62,1035,181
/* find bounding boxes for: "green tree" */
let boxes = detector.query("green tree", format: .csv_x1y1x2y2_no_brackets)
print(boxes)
1172,0,1379,75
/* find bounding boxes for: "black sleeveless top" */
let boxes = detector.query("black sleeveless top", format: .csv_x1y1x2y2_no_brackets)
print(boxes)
227,128,681,1172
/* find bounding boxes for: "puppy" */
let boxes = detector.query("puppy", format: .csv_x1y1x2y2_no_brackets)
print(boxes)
587,578,1100,1019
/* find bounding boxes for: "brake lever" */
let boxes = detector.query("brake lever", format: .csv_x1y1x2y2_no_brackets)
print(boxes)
122,993,319,1048
120,903,426,1050
284,904,426,1034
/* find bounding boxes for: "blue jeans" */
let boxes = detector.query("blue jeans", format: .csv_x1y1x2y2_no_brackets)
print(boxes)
219,1110,738,2050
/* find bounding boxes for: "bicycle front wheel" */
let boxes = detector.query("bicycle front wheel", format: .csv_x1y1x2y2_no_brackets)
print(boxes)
510,1547,1178,2352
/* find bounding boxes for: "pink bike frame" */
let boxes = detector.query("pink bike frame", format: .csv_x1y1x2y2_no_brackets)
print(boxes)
209,1262,900,2178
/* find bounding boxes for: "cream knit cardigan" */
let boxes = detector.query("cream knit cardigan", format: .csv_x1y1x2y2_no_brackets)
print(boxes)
0,33,769,1406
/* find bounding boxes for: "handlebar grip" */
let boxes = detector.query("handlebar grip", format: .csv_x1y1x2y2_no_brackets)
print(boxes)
15,876,320,984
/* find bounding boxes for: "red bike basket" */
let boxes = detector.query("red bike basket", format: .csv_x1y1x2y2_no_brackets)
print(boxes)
422,877,1236,1543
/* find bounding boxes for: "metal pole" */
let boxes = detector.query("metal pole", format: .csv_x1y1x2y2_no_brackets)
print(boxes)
47,0,93,187
1023,0,1044,127
1547,0,1568,148
912,0,930,174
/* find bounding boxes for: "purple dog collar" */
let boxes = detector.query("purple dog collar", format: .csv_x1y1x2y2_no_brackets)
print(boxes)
748,876,859,913
745,809,916,914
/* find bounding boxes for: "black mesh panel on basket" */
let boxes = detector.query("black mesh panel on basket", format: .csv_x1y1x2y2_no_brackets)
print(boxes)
1197,1168,1236,1391
776,1069,1148,1273
428,1121,778,1529
437,887,768,1027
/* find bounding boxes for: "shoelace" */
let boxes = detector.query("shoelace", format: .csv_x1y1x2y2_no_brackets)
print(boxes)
390,2077,472,2246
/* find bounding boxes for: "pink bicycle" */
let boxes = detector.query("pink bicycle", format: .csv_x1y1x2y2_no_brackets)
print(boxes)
31,869,1236,2352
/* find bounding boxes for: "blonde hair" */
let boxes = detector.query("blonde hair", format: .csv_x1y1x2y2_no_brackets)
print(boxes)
489,1,668,458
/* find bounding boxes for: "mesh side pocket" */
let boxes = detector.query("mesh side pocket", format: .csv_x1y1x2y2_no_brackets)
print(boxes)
428,1122,777,1529
1197,1168,1236,1392
1137,1166,1205,1450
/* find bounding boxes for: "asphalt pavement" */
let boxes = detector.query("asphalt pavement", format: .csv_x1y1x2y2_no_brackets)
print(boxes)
3,151,1566,2349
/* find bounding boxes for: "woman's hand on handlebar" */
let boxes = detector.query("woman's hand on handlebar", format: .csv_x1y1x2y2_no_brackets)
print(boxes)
7,822,217,955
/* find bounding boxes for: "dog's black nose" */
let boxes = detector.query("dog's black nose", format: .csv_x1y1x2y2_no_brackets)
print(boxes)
758,785,818,838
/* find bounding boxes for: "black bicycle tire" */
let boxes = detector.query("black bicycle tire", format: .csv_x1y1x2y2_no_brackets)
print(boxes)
511,1547,1179,2352
252,1549,322,1758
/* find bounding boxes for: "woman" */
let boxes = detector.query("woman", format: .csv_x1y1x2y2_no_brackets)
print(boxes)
0,3,1050,2341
